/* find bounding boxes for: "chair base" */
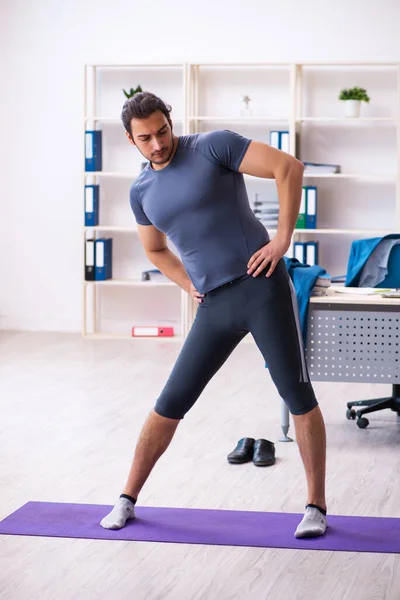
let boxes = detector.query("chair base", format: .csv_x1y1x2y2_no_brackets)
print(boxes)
346,384,400,428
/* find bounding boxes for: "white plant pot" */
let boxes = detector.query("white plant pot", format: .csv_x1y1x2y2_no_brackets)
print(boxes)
344,100,361,118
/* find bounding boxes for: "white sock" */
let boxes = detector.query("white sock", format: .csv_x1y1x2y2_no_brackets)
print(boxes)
100,497,136,530
294,505,327,538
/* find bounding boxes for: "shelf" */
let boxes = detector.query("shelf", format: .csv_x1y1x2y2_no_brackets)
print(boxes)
303,173,396,180
84,226,138,232
189,117,288,123
84,332,183,341
84,279,178,287
85,117,183,124
88,63,185,69
298,117,397,123
84,172,139,178
293,228,393,235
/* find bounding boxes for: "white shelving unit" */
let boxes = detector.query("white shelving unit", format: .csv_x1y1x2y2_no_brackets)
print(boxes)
84,61,400,340
83,63,189,340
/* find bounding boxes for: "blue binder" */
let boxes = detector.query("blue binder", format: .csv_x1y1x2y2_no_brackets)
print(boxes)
279,131,290,154
85,185,99,226
95,238,112,280
269,131,280,149
305,241,319,266
305,187,317,229
294,242,306,264
85,130,102,172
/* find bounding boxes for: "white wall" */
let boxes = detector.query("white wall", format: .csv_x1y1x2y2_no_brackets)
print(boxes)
1,0,400,332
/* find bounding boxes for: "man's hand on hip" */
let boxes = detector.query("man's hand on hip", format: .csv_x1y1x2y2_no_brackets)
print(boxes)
189,282,205,303
247,235,290,278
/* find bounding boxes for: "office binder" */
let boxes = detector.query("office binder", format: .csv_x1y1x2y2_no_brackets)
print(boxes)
305,187,317,229
296,188,306,229
294,242,306,264
85,185,99,226
132,326,174,337
85,239,95,281
305,241,319,266
269,131,280,149
95,238,113,280
279,131,290,154
85,130,102,172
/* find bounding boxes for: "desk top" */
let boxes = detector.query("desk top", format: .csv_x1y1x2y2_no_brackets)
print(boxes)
310,287,400,306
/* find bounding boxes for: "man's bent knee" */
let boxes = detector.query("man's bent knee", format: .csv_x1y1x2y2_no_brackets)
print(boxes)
280,382,319,416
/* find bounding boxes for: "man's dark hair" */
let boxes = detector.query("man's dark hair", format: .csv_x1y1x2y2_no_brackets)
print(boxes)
121,91,172,136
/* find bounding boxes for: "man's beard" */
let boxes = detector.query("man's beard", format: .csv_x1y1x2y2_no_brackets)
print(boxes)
150,137,175,165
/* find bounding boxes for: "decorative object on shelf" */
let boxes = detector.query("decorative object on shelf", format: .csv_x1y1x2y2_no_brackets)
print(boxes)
240,95,252,118
339,87,370,118
123,85,143,99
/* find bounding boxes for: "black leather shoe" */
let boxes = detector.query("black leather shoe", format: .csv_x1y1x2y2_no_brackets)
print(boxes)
253,439,276,466
227,437,255,464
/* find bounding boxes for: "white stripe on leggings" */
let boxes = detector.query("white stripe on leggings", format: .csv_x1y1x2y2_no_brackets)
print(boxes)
287,276,309,383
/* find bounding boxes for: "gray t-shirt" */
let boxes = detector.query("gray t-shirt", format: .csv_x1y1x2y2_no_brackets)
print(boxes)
130,130,270,294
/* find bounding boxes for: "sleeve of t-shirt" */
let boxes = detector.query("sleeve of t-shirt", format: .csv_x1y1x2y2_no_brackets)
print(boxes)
129,183,153,226
196,129,252,172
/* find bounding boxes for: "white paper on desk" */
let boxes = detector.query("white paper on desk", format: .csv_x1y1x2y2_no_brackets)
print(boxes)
332,287,390,295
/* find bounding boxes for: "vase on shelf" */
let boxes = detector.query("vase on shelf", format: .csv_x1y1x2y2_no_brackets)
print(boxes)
240,95,252,118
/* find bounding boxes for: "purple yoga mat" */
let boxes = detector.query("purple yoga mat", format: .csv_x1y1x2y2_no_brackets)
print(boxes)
0,502,399,554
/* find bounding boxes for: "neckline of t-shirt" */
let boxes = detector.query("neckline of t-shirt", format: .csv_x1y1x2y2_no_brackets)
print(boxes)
148,136,181,173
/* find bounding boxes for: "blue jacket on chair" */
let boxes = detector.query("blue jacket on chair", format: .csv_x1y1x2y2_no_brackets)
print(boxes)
345,234,400,287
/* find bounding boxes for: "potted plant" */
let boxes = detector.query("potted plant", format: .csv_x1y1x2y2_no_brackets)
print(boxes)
338,86,370,118
123,85,143,99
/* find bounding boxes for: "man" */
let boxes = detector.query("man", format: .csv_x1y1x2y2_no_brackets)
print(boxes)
100,92,327,538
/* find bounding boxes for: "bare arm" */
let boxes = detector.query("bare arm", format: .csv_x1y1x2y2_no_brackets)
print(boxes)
239,141,304,243
137,224,192,293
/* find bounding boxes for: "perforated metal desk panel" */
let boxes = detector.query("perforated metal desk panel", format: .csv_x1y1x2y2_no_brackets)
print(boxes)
306,292,400,384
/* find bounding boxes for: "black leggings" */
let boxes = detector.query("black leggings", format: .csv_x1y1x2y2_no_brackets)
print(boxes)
155,259,318,419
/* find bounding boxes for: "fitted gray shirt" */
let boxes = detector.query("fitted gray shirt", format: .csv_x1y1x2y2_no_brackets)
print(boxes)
129,130,270,294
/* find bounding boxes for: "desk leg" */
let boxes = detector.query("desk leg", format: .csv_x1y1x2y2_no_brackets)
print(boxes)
279,399,293,442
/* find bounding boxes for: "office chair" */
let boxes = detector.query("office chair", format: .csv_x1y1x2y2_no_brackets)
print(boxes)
345,238,400,428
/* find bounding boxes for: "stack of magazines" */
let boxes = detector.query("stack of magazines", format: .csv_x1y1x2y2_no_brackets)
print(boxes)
310,276,332,296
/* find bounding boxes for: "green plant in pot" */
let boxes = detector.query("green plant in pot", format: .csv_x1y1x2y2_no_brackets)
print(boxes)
338,87,370,118
123,85,143,99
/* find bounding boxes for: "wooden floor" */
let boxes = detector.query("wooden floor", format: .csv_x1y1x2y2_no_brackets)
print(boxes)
1,330,400,600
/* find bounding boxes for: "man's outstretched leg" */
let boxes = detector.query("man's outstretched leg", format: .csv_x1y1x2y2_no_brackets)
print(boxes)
292,405,327,538
101,410,180,529
100,300,246,530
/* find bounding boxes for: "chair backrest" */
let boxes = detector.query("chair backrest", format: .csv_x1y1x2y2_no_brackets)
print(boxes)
376,244,400,288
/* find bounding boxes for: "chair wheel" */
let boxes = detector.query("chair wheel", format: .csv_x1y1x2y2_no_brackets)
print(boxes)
346,409,356,420
357,417,369,429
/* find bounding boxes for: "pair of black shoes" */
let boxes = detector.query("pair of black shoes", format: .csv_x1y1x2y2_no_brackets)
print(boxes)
227,437,276,467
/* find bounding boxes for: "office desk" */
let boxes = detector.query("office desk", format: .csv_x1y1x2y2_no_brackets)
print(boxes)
280,289,400,441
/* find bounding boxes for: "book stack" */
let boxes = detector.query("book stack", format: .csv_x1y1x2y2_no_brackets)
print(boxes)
303,162,341,174
141,269,169,282
311,276,331,297
252,194,280,229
